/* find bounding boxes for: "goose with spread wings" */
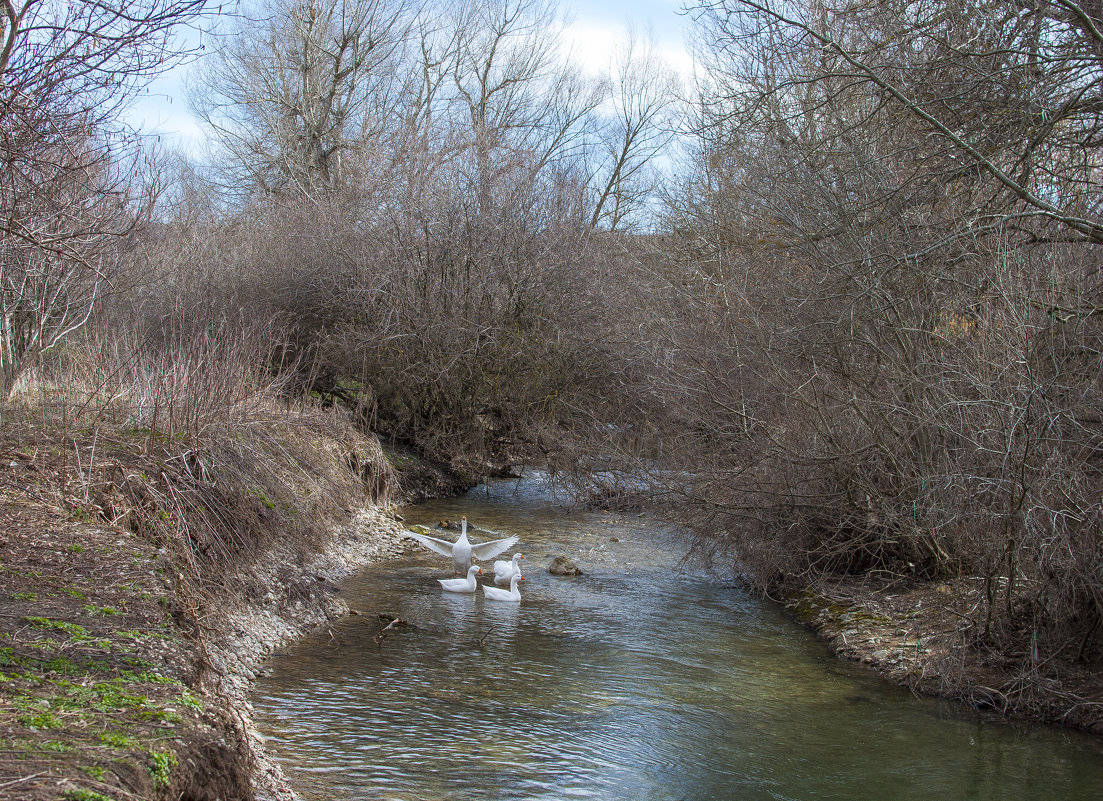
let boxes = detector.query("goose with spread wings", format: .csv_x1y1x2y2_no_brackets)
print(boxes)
407,516,519,575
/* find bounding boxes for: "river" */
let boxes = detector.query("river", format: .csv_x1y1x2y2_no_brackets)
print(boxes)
251,473,1103,800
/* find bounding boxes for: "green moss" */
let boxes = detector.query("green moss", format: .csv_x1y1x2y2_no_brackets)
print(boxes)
67,543,85,553
11,590,36,601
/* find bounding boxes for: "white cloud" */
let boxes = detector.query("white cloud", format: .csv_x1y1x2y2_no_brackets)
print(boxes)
560,4,694,80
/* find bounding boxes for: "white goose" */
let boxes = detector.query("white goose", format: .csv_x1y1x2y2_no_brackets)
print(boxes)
492,553,524,586
407,516,519,575
483,573,524,602
437,565,481,593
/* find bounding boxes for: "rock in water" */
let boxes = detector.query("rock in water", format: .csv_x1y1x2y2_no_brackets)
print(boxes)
549,556,583,576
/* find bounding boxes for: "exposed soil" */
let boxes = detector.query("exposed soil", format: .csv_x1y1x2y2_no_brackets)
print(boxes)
0,460,251,801
787,575,1103,735
0,420,413,801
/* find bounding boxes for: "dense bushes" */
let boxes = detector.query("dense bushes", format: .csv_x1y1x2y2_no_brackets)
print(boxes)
641,0,1103,673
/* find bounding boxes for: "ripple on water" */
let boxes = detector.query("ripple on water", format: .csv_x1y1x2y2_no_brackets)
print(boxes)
251,476,1103,801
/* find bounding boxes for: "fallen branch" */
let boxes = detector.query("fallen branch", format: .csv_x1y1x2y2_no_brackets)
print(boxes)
374,614,410,644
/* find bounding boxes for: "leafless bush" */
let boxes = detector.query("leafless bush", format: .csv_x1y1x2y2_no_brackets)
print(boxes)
166,0,680,476
642,0,1103,672
0,1,206,398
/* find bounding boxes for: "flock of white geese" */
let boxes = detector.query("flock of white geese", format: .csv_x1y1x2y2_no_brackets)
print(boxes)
406,516,526,601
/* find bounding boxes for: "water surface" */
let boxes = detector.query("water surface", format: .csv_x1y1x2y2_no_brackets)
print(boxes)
251,474,1103,800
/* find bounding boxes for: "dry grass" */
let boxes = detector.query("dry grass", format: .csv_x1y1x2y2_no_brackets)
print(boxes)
0,319,403,799
6,323,397,591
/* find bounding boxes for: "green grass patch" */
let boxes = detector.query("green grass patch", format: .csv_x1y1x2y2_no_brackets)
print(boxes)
41,656,82,675
148,748,178,789
81,765,106,781
19,711,63,730
98,731,137,750
118,669,174,684
39,739,74,753
178,688,202,710
11,590,36,601
52,681,152,713
62,790,115,801
23,617,91,638
82,604,122,616
135,707,182,723
119,655,155,668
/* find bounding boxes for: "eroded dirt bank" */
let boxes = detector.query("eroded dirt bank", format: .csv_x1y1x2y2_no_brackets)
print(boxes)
0,475,411,801
200,506,410,801
786,576,1103,735
0,410,443,801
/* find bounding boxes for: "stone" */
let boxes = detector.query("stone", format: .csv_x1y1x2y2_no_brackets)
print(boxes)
323,597,349,620
548,555,583,576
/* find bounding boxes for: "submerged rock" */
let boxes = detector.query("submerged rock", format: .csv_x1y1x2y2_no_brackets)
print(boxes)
548,556,583,576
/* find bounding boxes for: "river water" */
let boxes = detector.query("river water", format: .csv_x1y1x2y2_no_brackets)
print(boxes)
251,474,1103,800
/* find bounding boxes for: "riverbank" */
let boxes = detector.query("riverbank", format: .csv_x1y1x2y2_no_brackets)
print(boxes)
0,408,425,801
3,420,1100,801
786,575,1103,735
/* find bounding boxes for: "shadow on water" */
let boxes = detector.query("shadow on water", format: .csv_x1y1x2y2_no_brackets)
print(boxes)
251,473,1103,800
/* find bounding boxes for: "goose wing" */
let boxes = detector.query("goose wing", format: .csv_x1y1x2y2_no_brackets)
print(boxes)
470,534,519,561
407,531,457,558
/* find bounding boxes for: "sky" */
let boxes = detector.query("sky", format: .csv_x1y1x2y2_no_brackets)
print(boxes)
127,0,696,153
563,0,695,75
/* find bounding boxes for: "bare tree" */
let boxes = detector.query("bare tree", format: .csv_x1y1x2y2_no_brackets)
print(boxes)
691,0,1103,246
0,0,207,398
588,28,680,231
190,0,413,199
